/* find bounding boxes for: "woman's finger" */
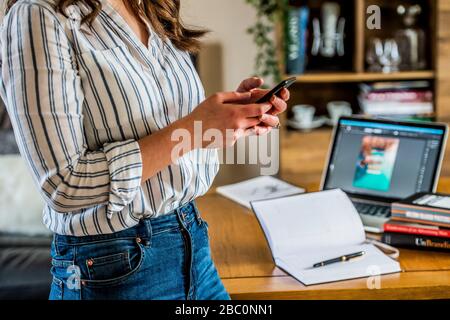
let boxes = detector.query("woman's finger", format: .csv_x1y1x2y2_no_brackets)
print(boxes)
280,88,290,101
241,117,263,129
239,103,272,117
259,114,280,127
254,125,272,136
268,95,287,115
249,88,270,101
244,125,273,137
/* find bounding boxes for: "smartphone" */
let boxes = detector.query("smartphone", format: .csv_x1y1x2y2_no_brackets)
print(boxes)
256,77,297,103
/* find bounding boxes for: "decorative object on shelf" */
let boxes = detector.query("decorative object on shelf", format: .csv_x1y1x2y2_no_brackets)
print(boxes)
245,0,287,84
327,101,352,126
394,4,427,71
285,5,309,75
311,2,345,58
366,38,383,72
366,38,401,73
379,39,401,73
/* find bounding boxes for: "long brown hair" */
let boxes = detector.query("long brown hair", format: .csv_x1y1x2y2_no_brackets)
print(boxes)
6,0,206,53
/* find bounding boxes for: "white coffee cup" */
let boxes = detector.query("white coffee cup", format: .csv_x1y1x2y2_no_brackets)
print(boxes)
292,105,316,127
327,101,352,125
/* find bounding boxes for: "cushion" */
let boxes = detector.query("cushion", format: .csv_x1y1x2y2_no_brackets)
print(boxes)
0,155,50,236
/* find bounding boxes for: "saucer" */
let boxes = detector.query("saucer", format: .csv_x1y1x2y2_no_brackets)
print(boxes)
326,118,339,127
287,116,328,131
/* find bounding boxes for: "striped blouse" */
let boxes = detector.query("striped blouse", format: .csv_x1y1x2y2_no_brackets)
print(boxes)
0,0,219,236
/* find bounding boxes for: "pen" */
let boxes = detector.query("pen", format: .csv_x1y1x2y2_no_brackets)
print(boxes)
313,251,365,268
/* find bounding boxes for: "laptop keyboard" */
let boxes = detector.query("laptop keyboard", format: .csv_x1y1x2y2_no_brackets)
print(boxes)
353,202,391,217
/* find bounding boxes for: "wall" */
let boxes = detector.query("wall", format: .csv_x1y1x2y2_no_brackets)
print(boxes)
182,1,277,184
0,1,5,21
181,0,259,94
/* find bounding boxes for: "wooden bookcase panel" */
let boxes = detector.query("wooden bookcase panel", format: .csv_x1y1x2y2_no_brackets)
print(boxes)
436,0,450,119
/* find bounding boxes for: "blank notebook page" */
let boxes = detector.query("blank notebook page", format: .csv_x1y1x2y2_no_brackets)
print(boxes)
251,189,366,258
251,189,401,285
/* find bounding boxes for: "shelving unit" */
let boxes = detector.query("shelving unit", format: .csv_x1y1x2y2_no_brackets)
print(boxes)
290,71,435,83
277,0,450,121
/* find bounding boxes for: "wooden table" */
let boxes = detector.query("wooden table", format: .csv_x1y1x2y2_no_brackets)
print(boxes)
197,129,450,300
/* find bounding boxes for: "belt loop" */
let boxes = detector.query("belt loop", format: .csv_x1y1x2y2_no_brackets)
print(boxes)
140,219,152,247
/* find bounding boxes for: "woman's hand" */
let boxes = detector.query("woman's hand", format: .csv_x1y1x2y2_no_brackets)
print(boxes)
186,91,272,148
236,77,290,135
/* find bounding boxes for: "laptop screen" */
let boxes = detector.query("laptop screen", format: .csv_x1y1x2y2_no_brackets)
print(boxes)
323,118,447,202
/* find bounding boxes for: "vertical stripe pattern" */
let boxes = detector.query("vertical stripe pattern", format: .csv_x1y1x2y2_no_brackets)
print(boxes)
0,0,219,236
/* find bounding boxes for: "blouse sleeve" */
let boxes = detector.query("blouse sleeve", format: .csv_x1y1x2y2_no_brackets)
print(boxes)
0,3,143,217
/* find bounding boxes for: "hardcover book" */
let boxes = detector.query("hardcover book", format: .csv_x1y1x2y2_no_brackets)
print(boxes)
382,232,450,252
391,192,450,228
384,220,450,239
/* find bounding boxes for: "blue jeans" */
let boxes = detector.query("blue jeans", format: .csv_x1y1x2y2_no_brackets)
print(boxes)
49,202,230,300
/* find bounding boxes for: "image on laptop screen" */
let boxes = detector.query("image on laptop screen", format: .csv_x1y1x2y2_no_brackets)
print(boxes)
323,119,446,200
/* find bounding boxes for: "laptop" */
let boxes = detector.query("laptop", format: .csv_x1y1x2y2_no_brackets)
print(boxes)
321,116,448,233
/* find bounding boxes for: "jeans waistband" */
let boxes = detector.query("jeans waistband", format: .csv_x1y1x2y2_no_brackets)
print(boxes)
54,201,201,246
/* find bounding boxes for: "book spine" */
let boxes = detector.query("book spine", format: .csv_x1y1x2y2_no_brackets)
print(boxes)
364,91,433,103
383,223,450,239
391,210,450,228
359,101,434,115
285,7,301,75
391,211,450,228
391,203,450,215
285,7,309,75
382,232,450,251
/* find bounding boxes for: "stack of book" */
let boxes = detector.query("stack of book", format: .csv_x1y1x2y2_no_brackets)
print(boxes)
383,193,450,252
358,81,434,121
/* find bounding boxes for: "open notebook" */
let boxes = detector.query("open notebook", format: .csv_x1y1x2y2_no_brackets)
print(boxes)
251,189,401,285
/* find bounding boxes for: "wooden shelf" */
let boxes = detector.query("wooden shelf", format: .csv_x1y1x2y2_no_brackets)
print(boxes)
287,71,436,83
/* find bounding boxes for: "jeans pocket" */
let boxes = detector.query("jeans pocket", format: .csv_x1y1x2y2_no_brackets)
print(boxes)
78,238,145,288
86,252,131,281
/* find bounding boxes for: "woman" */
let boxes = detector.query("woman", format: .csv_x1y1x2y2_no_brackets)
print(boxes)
0,0,289,300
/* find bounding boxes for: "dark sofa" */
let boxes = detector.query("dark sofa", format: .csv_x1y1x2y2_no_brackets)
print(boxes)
0,234,52,300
